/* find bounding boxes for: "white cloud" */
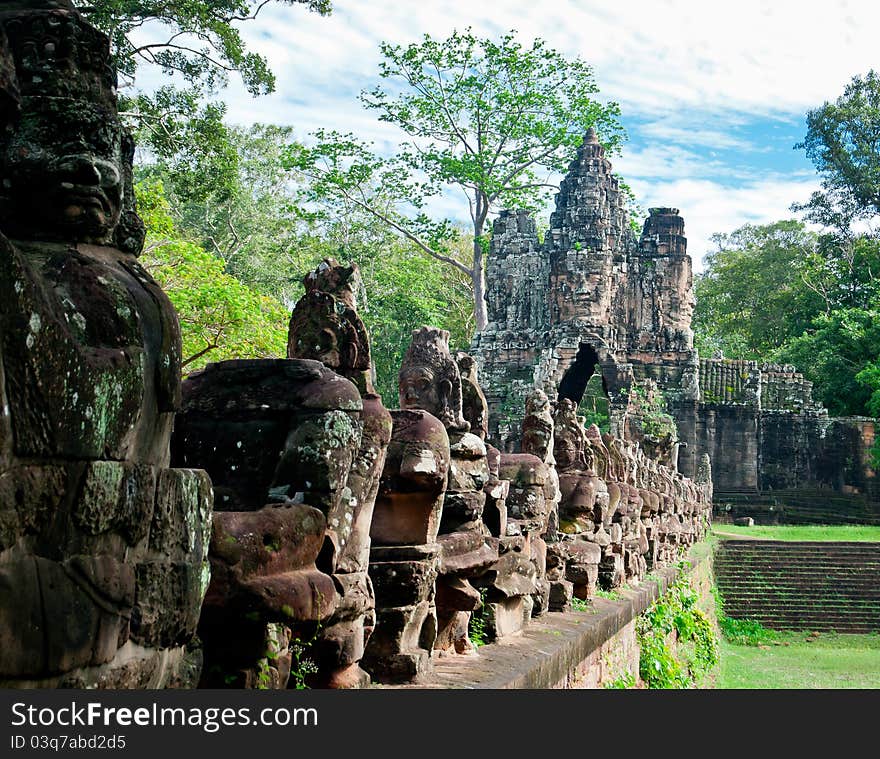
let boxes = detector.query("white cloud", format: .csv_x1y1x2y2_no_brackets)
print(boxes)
626,176,822,272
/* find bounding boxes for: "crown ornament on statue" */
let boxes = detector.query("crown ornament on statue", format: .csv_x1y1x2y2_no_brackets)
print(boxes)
0,0,117,110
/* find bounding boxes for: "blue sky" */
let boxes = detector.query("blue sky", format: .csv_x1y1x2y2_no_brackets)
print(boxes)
140,0,880,270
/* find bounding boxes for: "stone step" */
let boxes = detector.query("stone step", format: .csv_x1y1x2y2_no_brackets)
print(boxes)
714,540,880,632
724,608,880,620
725,616,880,625
723,602,879,612
716,575,880,587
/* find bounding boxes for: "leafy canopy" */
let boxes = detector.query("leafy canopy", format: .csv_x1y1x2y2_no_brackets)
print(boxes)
136,178,289,373
693,220,822,359
361,29,626,212
76,2,331,203
794,69,880,231
76,1,330,94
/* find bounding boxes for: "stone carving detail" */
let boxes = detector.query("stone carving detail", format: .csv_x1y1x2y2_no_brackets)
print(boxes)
363,409,448,683
0,0,210,688
399,327,469,433
288,259,392,688
473,125,877,515
171,359,360,687
471,129,700,472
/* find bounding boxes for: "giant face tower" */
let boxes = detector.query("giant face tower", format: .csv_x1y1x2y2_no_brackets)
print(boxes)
472,129,701,476
473,129,879,522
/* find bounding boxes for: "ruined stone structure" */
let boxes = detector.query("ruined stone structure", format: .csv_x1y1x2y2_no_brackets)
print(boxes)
473,129,698,478
0,0,211,688
0,6,717,689
472,128,879,524
361,325,711,683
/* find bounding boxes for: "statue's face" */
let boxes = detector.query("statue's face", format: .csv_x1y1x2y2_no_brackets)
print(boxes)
0,100,122,241
523,426,551,460
399,366,441,415
554,431,580,470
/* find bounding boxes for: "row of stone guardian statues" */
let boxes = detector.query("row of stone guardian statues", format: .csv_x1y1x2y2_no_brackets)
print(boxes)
0,0,712,688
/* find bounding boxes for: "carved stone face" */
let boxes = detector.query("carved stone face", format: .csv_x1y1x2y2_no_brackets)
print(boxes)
398,327,468,432
0,100,123,241
399,366,445,415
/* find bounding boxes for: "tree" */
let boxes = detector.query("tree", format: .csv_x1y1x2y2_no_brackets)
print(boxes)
138,125,475,401
794,69,880,231
139,123,316,305
693,221,823,359
136,179,289,373
76,1,330,94
285,29,625,331
76,1,331,196
775,306,880,417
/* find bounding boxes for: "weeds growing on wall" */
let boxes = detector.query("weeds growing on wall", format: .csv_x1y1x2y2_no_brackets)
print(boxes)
468,589,490,648
603,672,637,689
571,596,591,611
636,564,719,688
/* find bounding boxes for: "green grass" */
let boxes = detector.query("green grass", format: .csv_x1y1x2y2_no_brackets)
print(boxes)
717,632,880,688
712,524,880,542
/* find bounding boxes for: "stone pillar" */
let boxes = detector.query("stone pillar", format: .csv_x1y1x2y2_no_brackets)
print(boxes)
0,0,210,688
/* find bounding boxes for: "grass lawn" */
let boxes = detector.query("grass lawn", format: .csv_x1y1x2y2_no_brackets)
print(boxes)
712,524,880,542
717,632,880,689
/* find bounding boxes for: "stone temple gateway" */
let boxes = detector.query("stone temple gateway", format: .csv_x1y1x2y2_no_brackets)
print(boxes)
472,130,880,523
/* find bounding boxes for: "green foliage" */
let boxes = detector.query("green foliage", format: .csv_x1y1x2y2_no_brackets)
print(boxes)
362,29,626,211
578,374,610,433
141,123,317,306
693,220,822,359
636,567,719,689
77,1,330,95
628,384,675,440
79,1,330,210
468,589,489,648
570,596,590,612
694,217,880,418
603,672,637,689
288,631,320,690
712,587,778,647
137,179,288,373
594,588,621,601
795,69,880,231
139,121,474,402
774,305,880,416
357,245,474,403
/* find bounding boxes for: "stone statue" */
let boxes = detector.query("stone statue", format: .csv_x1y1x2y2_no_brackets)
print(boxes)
0,0,211,688
456,351,489,441
364,409,449,682
288,258,392,688
172,358,363,688
399,327,469,433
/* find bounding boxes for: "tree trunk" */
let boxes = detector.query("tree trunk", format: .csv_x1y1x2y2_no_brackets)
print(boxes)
472,223,488,332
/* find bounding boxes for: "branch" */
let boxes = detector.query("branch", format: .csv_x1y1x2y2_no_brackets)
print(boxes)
336,184,474,277
229,0,273,21
182,341,220,368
